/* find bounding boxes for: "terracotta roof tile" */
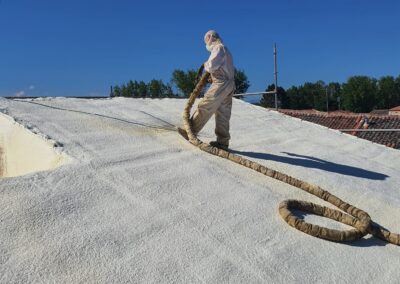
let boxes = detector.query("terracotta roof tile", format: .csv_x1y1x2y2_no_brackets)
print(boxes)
370,109,389,115
356,116,400,148
279,110,400,149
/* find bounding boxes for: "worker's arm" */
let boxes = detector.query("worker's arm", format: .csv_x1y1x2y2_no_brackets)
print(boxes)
204,45,225,74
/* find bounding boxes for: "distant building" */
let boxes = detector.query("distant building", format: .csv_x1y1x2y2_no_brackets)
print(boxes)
389,106,400,116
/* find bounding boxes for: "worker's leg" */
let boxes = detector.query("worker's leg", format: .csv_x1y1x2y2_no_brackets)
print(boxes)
215,90,233,146
191,82,229,135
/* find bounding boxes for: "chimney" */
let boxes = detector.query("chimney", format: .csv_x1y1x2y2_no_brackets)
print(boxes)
362,115,369,129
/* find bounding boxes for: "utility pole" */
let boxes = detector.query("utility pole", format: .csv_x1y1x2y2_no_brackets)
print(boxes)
274,43,278,110
110,85,114,97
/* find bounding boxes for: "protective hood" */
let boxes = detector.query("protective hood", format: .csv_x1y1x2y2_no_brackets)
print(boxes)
204,30,223,52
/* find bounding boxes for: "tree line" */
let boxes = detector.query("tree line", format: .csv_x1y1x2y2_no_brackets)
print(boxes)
112,69,250,98
113,71,400,113
260,75,400,112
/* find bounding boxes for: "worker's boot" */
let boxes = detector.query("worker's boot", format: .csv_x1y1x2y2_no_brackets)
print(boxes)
209,141,229,150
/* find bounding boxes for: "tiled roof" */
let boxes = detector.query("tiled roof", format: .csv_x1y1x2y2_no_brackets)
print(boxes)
279,110,362,130
279,109,400,149
370,109,389,115
357,116,400,148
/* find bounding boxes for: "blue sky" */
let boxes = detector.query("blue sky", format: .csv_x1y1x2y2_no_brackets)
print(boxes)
1,0,399,97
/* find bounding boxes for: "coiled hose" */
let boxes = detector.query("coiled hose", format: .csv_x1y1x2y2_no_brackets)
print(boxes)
182,71,399,245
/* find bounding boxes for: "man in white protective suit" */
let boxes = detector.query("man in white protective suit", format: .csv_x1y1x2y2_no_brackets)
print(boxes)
190,30,236,150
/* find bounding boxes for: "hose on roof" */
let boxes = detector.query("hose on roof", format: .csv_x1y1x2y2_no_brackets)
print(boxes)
182,71,400,245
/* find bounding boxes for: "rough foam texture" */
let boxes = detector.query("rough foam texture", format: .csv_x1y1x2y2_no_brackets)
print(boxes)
0,97,399,283
183,73,398,245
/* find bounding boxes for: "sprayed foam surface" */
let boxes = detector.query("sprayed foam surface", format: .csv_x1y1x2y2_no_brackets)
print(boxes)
0,97,399,283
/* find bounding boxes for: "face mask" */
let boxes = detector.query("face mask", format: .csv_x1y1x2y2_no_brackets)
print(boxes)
206,44,213,52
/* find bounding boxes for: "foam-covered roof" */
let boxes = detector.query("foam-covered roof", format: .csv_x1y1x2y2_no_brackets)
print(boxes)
1,97,399,283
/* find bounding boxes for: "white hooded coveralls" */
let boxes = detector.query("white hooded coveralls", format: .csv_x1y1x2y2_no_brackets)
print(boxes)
191,31,235,146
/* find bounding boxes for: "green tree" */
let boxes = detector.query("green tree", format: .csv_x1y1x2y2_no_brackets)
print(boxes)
120,84,130,97
269,81,342,111
342,76,377,112
171,69,198,97
163,83,176,97
286,86,309,109
113,86,121,97
260,84,275,108
234,69,250,94
377,76,400,109
260,84,287,108
114,79,176,98
126,80,139,97
327,82,342,110
148,79,164,98
395,76,400,107
137,81,148,97
300,81,326,110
